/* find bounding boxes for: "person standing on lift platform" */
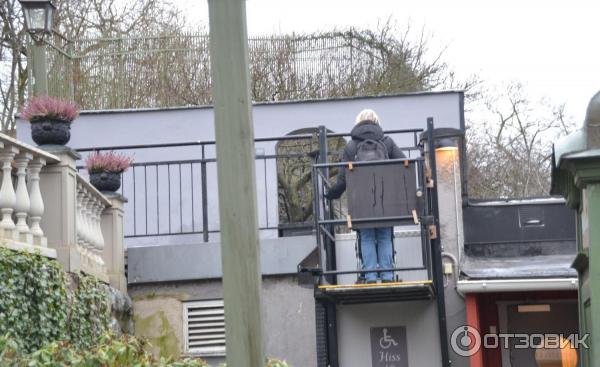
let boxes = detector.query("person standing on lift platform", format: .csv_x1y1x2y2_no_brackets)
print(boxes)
324,109,406,283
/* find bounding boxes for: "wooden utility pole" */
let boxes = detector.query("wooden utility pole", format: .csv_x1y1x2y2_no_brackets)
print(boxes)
207,1,265,366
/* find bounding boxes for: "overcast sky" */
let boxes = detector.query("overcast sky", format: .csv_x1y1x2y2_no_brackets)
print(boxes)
177,0,600,124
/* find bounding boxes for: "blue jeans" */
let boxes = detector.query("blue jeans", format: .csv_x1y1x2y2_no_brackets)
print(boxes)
359,227,394,282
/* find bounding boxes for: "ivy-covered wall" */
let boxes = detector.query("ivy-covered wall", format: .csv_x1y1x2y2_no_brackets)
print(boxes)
0,248,110,352
0,248,292,366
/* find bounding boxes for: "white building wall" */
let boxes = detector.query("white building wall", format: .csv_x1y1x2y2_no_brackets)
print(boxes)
16,92,464,247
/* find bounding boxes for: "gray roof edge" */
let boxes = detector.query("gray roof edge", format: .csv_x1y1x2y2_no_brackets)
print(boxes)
16,90,464,117
466,196,566,207
460,254,577,281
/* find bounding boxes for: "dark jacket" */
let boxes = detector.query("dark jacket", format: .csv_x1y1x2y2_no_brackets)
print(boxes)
326,122,405,199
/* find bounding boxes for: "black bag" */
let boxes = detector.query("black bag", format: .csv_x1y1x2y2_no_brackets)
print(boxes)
354,139,389,162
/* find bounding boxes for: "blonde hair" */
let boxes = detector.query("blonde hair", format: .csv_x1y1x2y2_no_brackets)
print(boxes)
355,109,380,125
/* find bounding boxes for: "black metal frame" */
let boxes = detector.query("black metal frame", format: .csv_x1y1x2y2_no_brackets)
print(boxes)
309,119,451,367
312,157,433,284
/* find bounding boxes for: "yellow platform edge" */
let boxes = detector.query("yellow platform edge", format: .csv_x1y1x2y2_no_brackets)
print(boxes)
318,280,433,290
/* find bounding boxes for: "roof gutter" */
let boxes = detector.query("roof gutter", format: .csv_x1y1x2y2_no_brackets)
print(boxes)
457,278,578,293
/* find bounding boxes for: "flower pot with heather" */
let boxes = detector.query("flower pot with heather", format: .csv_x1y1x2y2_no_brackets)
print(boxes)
85,152,133,193
21,96,80,146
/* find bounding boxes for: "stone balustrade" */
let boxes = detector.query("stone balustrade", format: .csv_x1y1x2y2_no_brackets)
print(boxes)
76,175,111,280
0,132,59,257
0,132,127,291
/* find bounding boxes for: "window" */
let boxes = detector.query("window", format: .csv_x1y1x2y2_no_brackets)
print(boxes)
183,300,226,356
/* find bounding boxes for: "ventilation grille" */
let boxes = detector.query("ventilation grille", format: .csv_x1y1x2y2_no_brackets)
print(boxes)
184,300,226,356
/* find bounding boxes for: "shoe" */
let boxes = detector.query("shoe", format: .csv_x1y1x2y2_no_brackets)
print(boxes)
366,280,377,284
382,279,395,284
355,278,366,285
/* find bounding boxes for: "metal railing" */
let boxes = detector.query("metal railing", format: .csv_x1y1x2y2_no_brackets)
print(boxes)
76,128,423,242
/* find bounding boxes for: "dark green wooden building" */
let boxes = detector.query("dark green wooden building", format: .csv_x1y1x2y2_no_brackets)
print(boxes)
552,90,600,367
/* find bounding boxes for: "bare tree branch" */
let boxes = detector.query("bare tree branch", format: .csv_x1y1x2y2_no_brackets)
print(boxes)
467,82,577,198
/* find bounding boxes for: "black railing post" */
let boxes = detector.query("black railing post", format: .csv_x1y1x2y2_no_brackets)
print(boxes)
318,125,336,283
201,145,209,243
318,125,339,367
427,117,451,367
312,166,325,278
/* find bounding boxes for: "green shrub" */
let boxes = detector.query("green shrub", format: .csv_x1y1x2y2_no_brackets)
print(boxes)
266,360,290,367
0,333,290,367
0,333,208,366
0,248,110,352
0,248,291,366
218,360,289,367
68,272,110,349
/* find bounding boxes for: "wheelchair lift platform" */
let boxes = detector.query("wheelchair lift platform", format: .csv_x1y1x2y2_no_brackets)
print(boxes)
315,280,434,304
303,122,451,367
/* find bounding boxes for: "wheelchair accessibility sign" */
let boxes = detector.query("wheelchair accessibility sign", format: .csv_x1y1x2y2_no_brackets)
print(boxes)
370,326,408,367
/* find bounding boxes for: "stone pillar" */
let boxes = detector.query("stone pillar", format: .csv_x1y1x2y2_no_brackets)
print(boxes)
435,145,468,367
101,193,127,293
38,146,81,271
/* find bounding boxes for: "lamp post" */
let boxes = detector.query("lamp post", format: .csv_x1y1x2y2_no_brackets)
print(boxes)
18,0,56,96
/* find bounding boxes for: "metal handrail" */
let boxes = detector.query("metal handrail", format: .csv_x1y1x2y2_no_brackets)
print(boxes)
75,128,423,153
75,127,424,241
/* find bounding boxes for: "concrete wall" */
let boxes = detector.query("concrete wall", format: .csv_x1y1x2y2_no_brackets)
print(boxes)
436,147,468,367
337,301,441,366
127,235,316,283
128,275,316,367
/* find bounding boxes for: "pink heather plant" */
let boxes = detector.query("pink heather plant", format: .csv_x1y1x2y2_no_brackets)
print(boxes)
21,96,80,123
85,152,133,173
